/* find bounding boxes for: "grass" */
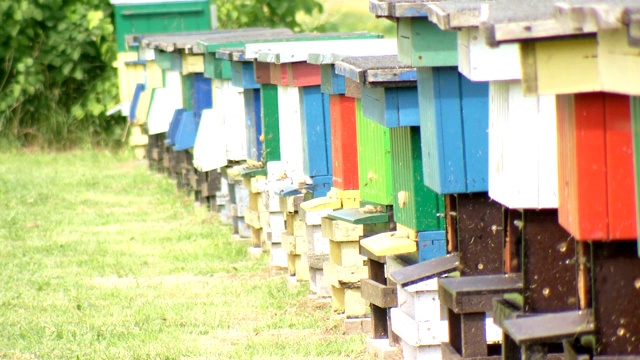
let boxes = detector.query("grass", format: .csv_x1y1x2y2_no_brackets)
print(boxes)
0,149,366,359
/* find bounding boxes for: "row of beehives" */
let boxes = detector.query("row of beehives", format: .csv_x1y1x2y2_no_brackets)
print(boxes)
110,0,640,359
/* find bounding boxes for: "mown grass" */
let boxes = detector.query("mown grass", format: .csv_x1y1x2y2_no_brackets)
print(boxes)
0,149,366,359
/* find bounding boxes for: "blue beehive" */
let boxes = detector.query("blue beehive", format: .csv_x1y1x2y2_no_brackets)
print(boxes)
362,86,420,128
172,73,211,150
165,108,185,146
129,83,145,123
419,66,489,194
230,60,263,162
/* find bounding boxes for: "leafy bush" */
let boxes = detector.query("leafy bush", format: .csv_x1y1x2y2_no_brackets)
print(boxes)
215,0,324,32
0,0,327,149
0,0,120,149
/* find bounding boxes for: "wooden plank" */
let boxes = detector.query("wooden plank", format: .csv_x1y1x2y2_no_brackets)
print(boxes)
457,28,521,82
360,231,417,257
361,279,397,308
488,81,559,209
276,85,304,177
322,217,363,242
329,95,360,190
390,254,460,286
438,274,522,314
389,126,444,232
300,86,331,177
604,94,636,239
390,307,448,347
323,262,367,288
288,62,321,87
327,208,389,225
528,37,601,95
503,310,594,345
397,17,458,68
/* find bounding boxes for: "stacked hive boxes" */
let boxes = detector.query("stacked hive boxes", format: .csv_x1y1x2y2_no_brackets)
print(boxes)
109,1,640,359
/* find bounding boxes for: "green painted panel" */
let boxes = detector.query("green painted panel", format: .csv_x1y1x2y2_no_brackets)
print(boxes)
181,74,194,111
112,1,211,52
213,58,233,80
356,99,394,205
390,126,445,231
397,17,458,67
631,97,640,256
155,50,182,71
261,84,281,163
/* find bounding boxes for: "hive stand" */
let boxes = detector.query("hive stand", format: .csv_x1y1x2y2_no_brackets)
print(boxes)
321,215,388,334
390,254,461,359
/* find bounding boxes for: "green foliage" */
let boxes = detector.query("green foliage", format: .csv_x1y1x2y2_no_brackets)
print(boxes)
215,0,325,32
0,0,121,149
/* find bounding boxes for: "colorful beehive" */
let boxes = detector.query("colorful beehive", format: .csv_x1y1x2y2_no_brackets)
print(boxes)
336,53,449,356
301,39,399,297
480,2,640,358
110,0,212,159
246,36,389,281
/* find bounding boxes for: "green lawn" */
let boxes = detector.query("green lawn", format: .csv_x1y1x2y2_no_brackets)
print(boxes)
0,150,365,359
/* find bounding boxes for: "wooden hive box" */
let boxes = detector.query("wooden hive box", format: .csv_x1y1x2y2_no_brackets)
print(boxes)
556,92,637,241
355,99,394,206
110,0,212,52
226,55,263,163
488,81,558,209
397,17,458,68
391,126,445,232
418,66,489,195
148,71,183,135
309,39,398,191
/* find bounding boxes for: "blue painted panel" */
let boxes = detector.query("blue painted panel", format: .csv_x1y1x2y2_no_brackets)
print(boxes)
419,67,489,194
459,77,489,192
232,61,260,90
129,83,145,123
165,108,185,146
173,111,200,151
311,175,332,198
300,86,332,177
322,92,331,175
420,67,465,194
417,230,446,262
397,87,420,127
245,89,263,162
362,86,419,128
191,73,212,121
320,64,345,95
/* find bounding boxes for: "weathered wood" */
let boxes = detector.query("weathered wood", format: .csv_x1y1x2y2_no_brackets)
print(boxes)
323,262,367,288
390,253,460,287
439,274,523,314
592,241,640,356
503,310,594,345
322,217,364,242
361,279,398,310
390,307,448,346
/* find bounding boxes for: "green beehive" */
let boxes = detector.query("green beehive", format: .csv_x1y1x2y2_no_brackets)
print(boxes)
390,126,445,231
397,17,458,67
111,0,212,52
261,84,281,163
356,99,394,205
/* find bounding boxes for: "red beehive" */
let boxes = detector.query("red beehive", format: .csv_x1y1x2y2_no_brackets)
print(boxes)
556,92,637,241
329,94,359,190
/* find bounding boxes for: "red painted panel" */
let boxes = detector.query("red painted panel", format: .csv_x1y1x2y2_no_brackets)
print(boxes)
604,94,636,240
330,95,359,190
557,93,636,241
254,62,272,84
557,94,608,240
269,63,288,86
290,63,322,87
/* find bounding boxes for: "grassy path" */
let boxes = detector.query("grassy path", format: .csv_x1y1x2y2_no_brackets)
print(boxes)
0,150,364,359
